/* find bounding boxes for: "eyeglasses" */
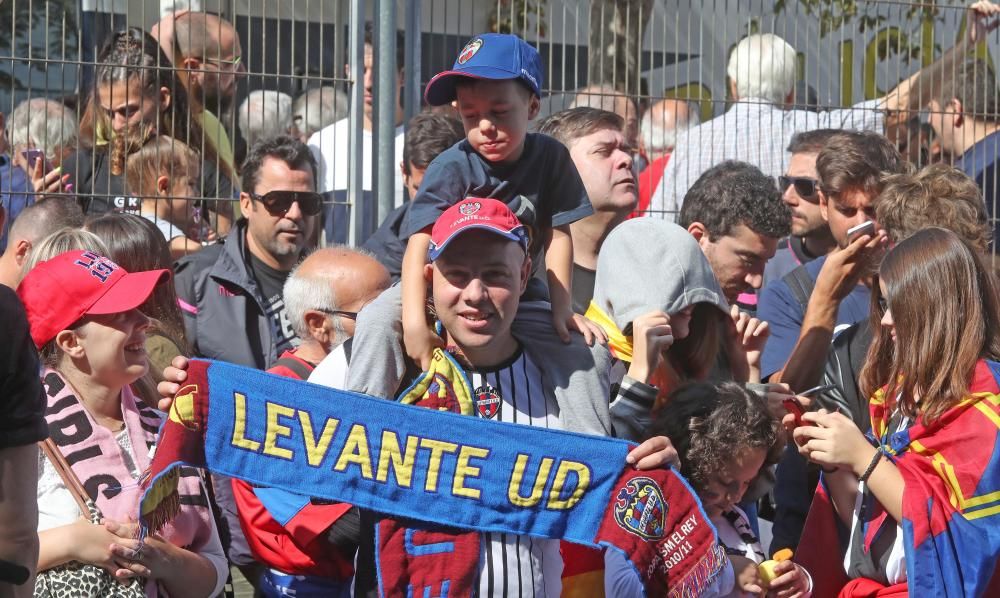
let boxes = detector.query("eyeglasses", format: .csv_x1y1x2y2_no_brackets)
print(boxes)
318,308,358,321
204,55,243,72
778,175,820,201
249,190,323,217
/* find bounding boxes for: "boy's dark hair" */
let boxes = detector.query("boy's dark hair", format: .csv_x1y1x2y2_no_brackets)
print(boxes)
535,107,624,148
363,22,405,72
937,58,1000,123
816,131,907,199
645,382,781,496
678,160,790,240
241,135,318,193
786,128,841,155
402,112,464,175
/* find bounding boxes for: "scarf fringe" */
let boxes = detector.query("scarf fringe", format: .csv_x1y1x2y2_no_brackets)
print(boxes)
137,467,181,539
667,544,727,598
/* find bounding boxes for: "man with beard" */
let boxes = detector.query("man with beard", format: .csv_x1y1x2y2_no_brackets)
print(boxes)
174,135,320,589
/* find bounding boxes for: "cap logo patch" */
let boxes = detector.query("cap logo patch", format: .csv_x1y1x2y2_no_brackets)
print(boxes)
458,38,483,65
74,251,118,283
459,201,482,216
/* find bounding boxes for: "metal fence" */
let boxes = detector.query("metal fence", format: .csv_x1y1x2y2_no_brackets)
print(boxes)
2,0,998,250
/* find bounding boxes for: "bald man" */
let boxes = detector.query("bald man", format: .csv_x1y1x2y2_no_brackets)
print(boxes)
0,198,83,288
636,99,699,217
570,85,640,150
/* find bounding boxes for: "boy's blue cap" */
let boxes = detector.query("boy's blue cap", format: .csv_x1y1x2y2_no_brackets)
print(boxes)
424,33,542,106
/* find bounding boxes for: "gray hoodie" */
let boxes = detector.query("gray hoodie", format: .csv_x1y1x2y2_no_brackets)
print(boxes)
592,219,729,439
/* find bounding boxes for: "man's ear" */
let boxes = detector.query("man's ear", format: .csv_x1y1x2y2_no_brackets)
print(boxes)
239,191,253,217
424,262,435,284
818,190,831,223
54,329,84,359
159,86,172,113
13,238,31,267
687,221,708,243
951,98,965,128
303,310,330,340
528,95,541,120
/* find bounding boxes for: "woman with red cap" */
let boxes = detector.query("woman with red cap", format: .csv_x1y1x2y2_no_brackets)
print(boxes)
17,249,226,597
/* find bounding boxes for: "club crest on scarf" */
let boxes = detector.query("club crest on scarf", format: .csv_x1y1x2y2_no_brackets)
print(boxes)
169,384,201,431
614,477,668,540
475,383,501,419
398,349,476,416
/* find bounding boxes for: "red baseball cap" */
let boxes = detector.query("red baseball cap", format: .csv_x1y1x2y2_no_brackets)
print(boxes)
17,250,171,349
428,198,529,261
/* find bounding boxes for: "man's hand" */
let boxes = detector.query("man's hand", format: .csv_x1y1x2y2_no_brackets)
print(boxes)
564,312,608,347
730,305,770,382
626,311,674,384
156,355,190,412
813,231,887,303
626,435,680,469
968,1,1000,45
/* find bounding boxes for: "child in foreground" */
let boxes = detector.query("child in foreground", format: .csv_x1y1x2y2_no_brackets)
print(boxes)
606,382,813,597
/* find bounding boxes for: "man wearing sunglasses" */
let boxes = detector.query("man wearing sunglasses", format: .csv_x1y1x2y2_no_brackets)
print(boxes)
764,130,840,287
174,135,320,590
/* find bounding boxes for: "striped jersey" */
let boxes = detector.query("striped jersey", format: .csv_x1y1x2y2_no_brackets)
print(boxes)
468,346,563,597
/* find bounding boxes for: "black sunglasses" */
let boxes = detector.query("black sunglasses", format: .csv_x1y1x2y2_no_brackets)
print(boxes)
778,175,820,201
318,308,358,321
250,190,323,217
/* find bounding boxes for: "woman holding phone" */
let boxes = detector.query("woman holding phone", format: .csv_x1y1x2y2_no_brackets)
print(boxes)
792,227,1000,595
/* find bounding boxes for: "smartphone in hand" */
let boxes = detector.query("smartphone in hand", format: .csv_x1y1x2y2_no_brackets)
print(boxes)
847,220,876,243
21,149,52,173
783,397,808,427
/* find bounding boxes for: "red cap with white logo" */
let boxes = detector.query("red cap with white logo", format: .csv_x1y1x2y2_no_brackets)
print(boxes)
428,198,529,261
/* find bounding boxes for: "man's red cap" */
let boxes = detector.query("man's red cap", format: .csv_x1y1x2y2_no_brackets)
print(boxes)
428,198,529,261
16,250,170,349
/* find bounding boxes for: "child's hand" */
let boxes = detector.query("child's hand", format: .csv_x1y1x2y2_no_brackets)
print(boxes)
627,311,674,384
626,435,680,469
730,555,765,595
403,322,445,371
765,560,811,598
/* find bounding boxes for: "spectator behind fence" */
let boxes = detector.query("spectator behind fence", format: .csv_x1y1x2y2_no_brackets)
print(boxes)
635,98,698,217
309,23,405,222
646,5,999,220
231,247,389,597
0,198,84,288
174,135,320,589
793,227,1000,596
291,87,348,144
0,204,46,598
158,11,246,173
361,111,465,280
536,107,638,313
7,98,79,222
763,131,904,555
569,85,640,152
0,109,31,252
125,135,217,259
84,212,191,406
764,129,840,287
67,28,235,230
18,250,227,598
606,382,799,597
238,90,294,150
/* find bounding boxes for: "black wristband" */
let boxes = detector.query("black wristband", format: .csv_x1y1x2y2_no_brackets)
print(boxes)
858,448,884,483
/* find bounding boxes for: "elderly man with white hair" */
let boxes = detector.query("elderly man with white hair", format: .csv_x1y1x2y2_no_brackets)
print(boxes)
648,32,924,221
238,89,295,149
636,98,699,217
291,87,348,143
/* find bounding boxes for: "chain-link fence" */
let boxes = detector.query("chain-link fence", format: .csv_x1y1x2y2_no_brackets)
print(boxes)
2,0,998,250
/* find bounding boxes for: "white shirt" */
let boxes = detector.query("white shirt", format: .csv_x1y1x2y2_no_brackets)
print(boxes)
307,118,406,207
307,343,350,389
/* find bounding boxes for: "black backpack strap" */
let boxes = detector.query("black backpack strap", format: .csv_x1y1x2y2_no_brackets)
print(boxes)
273,355,314,380
781,265,816,312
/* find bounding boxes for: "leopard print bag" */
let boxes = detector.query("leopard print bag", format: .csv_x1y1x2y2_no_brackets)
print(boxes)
33,440,146,598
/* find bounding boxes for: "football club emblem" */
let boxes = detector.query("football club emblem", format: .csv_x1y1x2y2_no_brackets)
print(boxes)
475,383,501,419
458,38,483,64
613,477,667,540
459,201,482,216
422,373,464,414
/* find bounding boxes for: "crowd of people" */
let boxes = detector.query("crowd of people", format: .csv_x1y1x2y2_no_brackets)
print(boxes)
3,2,1000,598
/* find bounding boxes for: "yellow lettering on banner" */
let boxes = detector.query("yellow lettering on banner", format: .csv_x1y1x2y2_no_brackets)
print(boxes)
452,445,490,500
376,431,418,488
508,454,553,508
263,402,296,460
231,392,261,451
334,424,374,479
299,412,340,467
547,460,591,510
419,438,459,492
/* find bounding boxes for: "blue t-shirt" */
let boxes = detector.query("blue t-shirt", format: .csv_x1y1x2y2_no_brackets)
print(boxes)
400,133,593,269
757,255,871,379
957,131,1000,243
0,154,31,251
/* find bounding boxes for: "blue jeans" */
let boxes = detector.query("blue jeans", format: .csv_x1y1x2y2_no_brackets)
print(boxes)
259,568,352,598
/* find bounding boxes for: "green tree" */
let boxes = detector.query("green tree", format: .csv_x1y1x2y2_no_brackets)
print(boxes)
0,0,79,93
